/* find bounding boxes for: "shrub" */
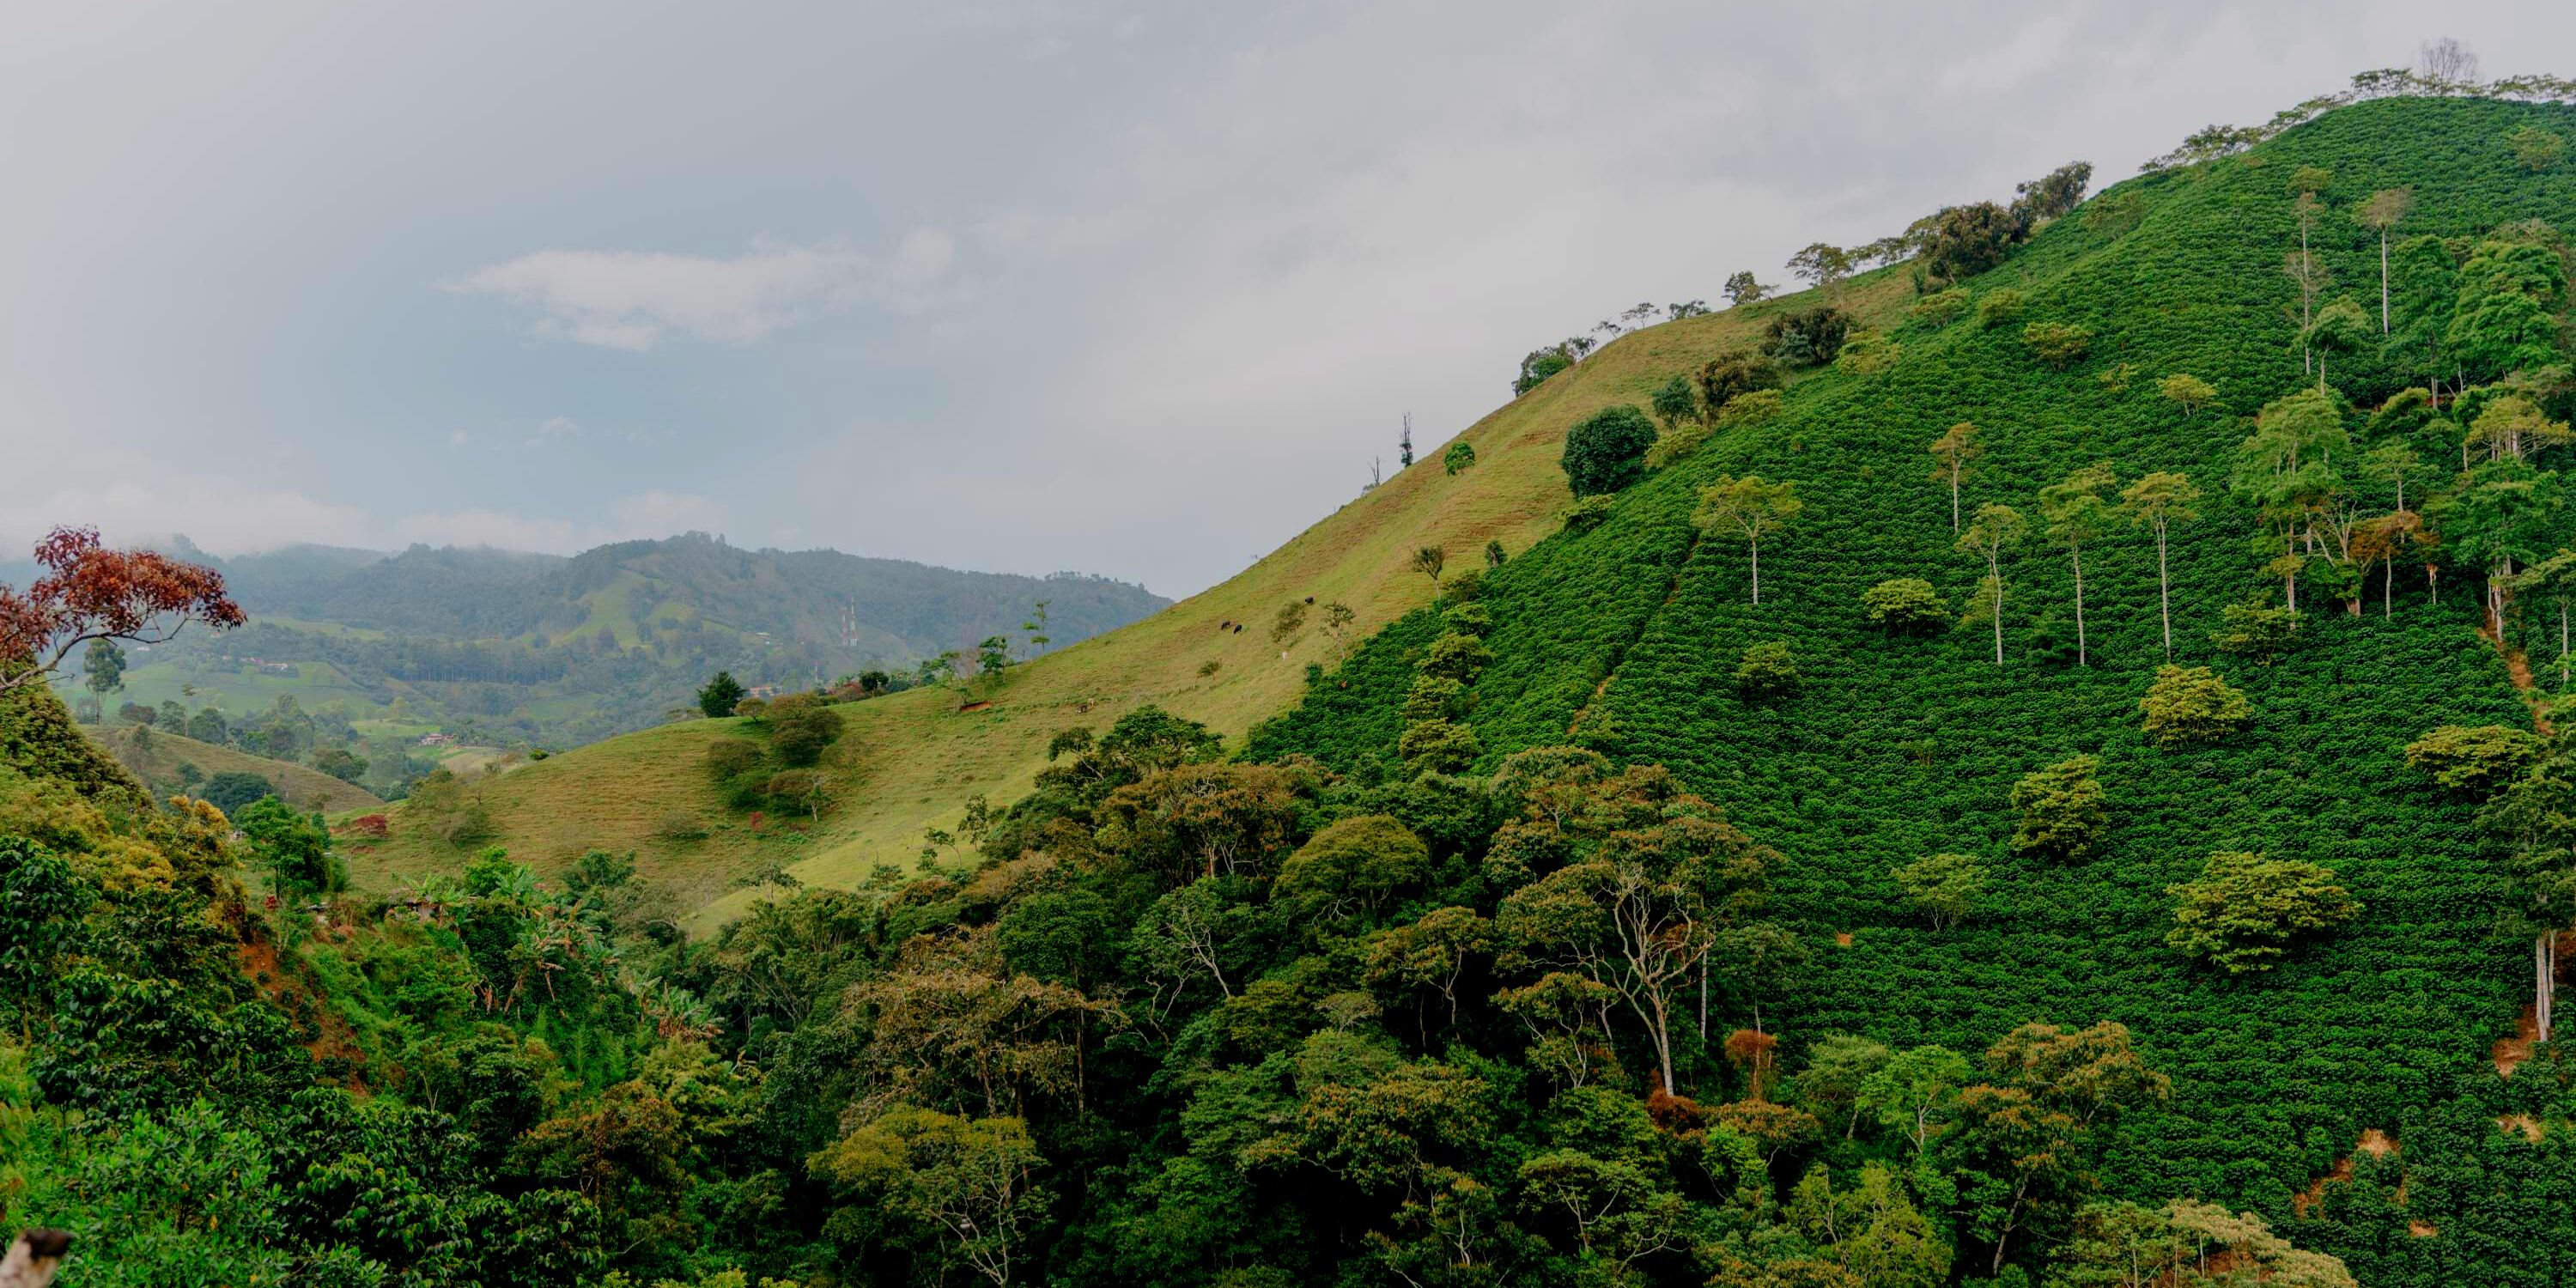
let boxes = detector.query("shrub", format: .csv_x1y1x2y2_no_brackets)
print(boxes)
2159,373,2217,415
1761,307,1851,367
2022,321,2093,368
1911,288,1971,326
1197,659,1221,677
2141,665,2250,746
2097,361,2139,392
1861,578,1948,633
732,696,770,722
1398,719,1481,773
2167,851,2359,974
653,811,710,841
1645,424,1710,470
1833,330,1901,374
1716,389,1784,427
696,671,746,718
2508,125,2565,173
2211,599,2300,665
1515,345,1574,395
2009,756,2107,860
1558,495,1617,533
1977,289,2026,328
1649,374,1700,427
201,770,276,815
772,703,847,767
706,738,764,780
1443,441,1477,475
1920,201,2022,286
1735,641,1802,700
1893,853,1985,931
2404,724,2542,793
1695,352,1783,414
1561,406,1660,496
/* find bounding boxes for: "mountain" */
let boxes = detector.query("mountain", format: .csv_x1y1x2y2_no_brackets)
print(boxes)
91,723,387,814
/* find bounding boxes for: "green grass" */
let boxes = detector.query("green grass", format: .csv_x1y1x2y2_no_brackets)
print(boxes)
88,723,387,814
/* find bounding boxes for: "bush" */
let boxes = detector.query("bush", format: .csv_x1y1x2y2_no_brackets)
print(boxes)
1911,287,1971,326
1515,346,1575,395
2141,665,2250,747
1558,495,1617,533
2167,851,2359,973
2021,321,2093,368
1893,853,1985,931
1649,374,1700,427
2404,724,2542,793
1695,351,1783,415
2009,756,2107,860
1443,441,1477,475
772,703,847,768
1861,578,1948,633
696,671,746,719
1833,330,1901,374
1644,424,1710,470
2211,599,2300,665
1561,406,1660,496
1716,389,1784,427
1920,201,2023,286
1977,289,2026,328
706,738,765,780
1735,641,1802,700
1761,307,1851,367
200,770,276,816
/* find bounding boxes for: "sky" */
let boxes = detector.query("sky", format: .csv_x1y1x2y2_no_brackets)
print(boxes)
3,1,2573,599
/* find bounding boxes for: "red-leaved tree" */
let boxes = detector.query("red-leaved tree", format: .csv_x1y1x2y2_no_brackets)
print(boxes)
0,526,244,693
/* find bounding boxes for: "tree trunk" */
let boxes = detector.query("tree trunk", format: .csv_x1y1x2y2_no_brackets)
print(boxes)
1750,538,1760,605
2385,561,2394,619
2379,230,2391,335
1989,556,2005,665
2539,931,2555,1045
1951,466,1961,532
2157,527,2173,659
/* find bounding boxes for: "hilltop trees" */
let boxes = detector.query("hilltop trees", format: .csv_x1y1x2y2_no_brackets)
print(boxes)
1562,406,1660,495
1957,504,2026,665
1697,476,1802,605
0,526,243,693
2038,464,2117,665
2122,472,2202,659
1724,271,1772,307
1926,422,1983,532
1785,243,1855,302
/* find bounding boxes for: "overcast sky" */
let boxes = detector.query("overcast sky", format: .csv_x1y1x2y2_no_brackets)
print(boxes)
3,1,2571,598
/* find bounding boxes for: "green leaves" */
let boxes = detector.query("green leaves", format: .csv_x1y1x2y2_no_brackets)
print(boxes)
2166,850,2360,973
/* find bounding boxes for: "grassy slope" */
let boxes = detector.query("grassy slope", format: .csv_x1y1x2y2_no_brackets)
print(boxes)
92,724,387,813
351,273,1920,920
1249,94,2576,1271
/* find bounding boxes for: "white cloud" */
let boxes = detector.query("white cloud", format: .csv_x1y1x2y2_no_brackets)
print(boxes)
0,457,375,557
537,415,580,439
448,234,955,350
611,489,728,537
389,491,730,553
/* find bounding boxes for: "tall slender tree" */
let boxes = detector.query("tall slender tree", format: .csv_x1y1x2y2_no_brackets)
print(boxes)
2038,464,2119,665
1926,422,1983,532
2354,188,2414,335
1696,476,1803,605
1957,504,2026,665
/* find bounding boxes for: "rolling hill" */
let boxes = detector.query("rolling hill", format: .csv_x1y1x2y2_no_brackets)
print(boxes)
349,270,1928,920
91,724,387,813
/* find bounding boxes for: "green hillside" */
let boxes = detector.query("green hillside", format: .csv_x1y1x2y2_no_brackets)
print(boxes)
350,271,1927,920
89,724,386,814
1245,92,2576,1274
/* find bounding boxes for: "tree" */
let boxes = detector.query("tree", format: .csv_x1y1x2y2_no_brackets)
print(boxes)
202,769,278,815
2446,239,2567,382
1977,290,2026,328
2211,598,2300,664
2304,296,2369,392
81,638,126,703
1784,243,1854,301
1443,440,1477,475
1955,1024,2170,1276
1497,796,1771,1096
771,701,846,767
2158,373,2216,417
1920,202,2022,286
1856,1045,1971,1156
2118,471,2201,660
1484,540,1506,570
0,526,243,693
1926,422,1982,532
1762,307,1851,366
1723,271,1771,307
1649,374,1699,428
1274,815,1431,923
2140,665,2249,746
2010,756,2107,860
2419,35,2481,86
238,796,343,894
1862,578,1948,633
1893,854,1985,931
2432,460,2567,635
1022,600,1051,656
1320,601,1358,665
2507,550,2576,684
2038,463,2117,665
2476,699,2576,1040
2012,161,2093,224
1956,504,2025,665
812,1106,1050,1288
2352,508,2426,619
1696,352,1783,416
2354,188,2413,333
2055,1200,2355,1288
1409,546,1446,588
2508,125,2566,172
696,671,746,719
1561,405,1660,496
2166,851,2359,974
2021,321,2093,369
1696,476,1801,605
2406,723,2542,793
1735,641,1801,700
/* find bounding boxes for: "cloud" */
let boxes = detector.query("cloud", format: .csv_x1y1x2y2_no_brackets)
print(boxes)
611,489,729,536
389,491,730,553
448,232,955,350
0,454,375,557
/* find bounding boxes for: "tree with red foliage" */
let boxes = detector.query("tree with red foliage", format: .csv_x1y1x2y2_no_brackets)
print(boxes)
0,526,244,693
